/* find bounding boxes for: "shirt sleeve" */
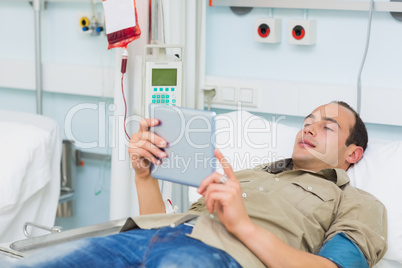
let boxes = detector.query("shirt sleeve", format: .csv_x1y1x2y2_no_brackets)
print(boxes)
324,186,387,267
318,232,369,268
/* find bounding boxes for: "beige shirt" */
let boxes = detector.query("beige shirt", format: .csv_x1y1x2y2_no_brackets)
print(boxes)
121,160,387,268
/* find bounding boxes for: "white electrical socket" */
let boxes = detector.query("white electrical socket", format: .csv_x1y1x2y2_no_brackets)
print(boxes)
288,19,317,45
254,18,282,43
237,86,258,107
205,84,259,107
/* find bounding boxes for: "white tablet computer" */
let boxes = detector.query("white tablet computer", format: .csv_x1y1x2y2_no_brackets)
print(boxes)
149,104,217,187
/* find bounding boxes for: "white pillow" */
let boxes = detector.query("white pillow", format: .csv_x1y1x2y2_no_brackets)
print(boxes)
214,110,299,171
347,139,402,264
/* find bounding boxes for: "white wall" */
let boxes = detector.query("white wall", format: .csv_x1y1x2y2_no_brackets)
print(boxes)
205,4,402,135
0,1,115,97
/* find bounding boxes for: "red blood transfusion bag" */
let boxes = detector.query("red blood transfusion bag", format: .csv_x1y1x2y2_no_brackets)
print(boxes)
102,0,141,49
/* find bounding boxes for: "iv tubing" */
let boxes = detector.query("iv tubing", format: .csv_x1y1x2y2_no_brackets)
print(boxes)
121,48,130,140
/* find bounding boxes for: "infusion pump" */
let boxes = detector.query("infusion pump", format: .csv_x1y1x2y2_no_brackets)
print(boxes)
142,44,183,117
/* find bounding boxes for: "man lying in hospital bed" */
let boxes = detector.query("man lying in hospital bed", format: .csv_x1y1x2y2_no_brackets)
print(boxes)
9,101,390,267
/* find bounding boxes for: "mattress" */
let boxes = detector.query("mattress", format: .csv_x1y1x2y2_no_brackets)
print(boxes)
0,110,61,243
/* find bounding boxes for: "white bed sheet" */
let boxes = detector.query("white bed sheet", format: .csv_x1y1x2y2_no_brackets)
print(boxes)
0,110,61,243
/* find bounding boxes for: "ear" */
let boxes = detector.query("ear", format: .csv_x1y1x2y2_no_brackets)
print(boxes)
345,145,364,165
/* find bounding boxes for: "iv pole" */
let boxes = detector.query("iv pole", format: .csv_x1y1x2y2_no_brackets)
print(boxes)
33,0,43,115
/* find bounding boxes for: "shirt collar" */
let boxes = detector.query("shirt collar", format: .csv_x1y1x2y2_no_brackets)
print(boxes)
262,158,293,174
262,159,350,187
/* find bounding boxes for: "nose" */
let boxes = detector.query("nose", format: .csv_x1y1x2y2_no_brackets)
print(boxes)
303,123,317,137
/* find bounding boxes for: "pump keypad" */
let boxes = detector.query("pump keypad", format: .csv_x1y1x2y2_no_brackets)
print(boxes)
152,87,177,106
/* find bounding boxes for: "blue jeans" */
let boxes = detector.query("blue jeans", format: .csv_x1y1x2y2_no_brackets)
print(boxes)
11,224,241,268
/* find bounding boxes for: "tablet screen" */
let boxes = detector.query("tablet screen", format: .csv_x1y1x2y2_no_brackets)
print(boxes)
149,104,216,187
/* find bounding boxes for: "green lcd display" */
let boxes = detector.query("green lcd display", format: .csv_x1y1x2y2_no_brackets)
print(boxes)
152,68,177,86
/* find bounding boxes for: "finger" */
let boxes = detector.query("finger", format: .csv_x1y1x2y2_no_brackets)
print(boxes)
205,186,220,214
139,118,159,132
206,190,231,214
198,171,222,195
215,149,235,178
131,131,167,149
129,140,167,162
204,183,229,202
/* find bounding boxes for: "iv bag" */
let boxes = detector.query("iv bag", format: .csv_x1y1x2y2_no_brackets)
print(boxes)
102,0,141,49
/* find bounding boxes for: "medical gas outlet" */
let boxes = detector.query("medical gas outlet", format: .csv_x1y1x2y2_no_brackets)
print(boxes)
255,18,282,43
80,15,104,36
288,19,316,45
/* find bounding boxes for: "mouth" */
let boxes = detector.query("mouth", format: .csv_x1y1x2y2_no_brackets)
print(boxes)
299,139,316,148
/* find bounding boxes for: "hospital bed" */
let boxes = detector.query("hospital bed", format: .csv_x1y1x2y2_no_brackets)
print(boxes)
1,110,401,267
0,110,62,244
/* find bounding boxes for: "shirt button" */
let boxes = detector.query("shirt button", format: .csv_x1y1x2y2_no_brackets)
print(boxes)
307,186,313,191
242,193,247,198
275,178,279,182
259,187,264,191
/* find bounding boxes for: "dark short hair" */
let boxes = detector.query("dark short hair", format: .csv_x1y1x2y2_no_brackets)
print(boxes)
332,101,368,151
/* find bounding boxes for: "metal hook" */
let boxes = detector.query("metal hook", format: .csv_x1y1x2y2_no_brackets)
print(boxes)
23,222,62,238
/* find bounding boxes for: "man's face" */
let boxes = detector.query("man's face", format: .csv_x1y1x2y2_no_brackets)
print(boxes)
292,103,356,172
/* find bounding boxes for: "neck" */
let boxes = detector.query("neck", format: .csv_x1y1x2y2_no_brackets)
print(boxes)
292,159,340,173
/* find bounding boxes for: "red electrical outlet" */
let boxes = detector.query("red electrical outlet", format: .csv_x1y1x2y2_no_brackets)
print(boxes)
255,18,282,43
288,19,317,45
